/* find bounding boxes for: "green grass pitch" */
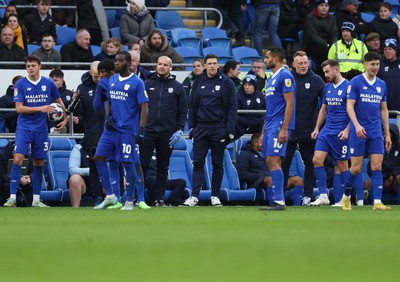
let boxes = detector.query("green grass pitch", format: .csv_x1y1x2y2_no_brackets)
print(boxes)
1,206,400,282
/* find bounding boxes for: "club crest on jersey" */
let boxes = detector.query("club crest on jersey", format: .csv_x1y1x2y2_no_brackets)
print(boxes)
338,90,343,96
14,88,18,97
247,100,251,105
347,85,351,94
168,87,173,93
256,98,261,103
41,85,47,92
384,66,389,72
395,151,398,157
376,87,381,93
124,84,130,90
285,79,292,87
215,85,220,91
305,83,310,89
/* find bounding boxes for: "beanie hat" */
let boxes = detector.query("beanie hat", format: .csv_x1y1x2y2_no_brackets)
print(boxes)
128,0,145,11
315,0,329,6
341,21,355,32
384,38,398,50
243,74,257,87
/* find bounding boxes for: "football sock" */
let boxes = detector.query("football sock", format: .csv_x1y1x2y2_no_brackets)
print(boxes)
354,173,364,203
123,162,137,203
9,164,22,195
265,186,273,205
134,159,145,203
371,170,383,201
292,185,303,206
270,169,284,203
333,172,342,203
314,166,327,194
32,166,43,197
95,161,113,195
109,161,121,201
344,170,356,196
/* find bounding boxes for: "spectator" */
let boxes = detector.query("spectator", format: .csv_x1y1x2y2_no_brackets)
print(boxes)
378,38,400,111
22,0,56,44
327,22,369,74
303,0,338,75
128,49,151,81
334,0,369,38
120,0,155,45
31,33,61,69
141,29,185,71
234,74,265,139
128,41,141,53
51,0,75,27
182,58,205,96
140,56,187,207
60,28,95,69
94,37,123,61
0,27,26,69
12,0,36,21
145,0,170,18
365,32,381,53
222,60,242,92
370,2,400,45
393,8,400,30
1,3,18,26
5,13,29,52
246,58,269,92
278,0,304,39
237,133,303,206
358,0,383,13
181,54,237,207
0,75,23,133
281,50,324,206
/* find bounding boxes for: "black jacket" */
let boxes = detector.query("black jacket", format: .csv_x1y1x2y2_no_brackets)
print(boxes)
334,9,369,37
236,88,265,131
0,43,26,69
0,85,18,133
237,141,269,189
378,57,400,111
22,9,56,43
60,41,95,69
144,72,187,133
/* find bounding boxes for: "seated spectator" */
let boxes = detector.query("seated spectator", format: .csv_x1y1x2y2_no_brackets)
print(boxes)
222,60,242,92
237,133,304,206
5,13,29,52
60,28,95,70
120,0,155,45
182,58,205,96
378,38,400,111
128,40,141,53
0,27,26,69
278,0,304,39
246,58,269,92
370,2,400,45
334,0,369,38
1,3,18,26
145,0,170,18
94,37,123,61
31,33,61,69
51,0,75,27
0,75,23,133
365,32,381,53
22,0,56,44
68,142,104,207
234,74,265,139
141,29,185,71
327,22,368,74
128,49,151,81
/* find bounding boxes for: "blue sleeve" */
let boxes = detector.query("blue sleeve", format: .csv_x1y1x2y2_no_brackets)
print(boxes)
14,80,24,103
347,78,358,100
382,83,387,102
136,79,149,105
281,71,295,94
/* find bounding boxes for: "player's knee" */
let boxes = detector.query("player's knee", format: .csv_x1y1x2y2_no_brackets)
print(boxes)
370,163,382,171
312,156,323,167
337,161,348,172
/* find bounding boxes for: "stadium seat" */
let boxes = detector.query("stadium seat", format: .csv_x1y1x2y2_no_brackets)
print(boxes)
232,46,262,64
90,45,102,56
105,9,116,29
0,138,9,149
27,44,40,55
201,27,232,55
360,12,375,23
48,137,76,151
289,150,305,179
169,150,193,190
0,117,6,133
155,10,184,32
45,150,70,201
202,46,233,64
55,25,76,45
236,137,251,155
53,45,62,52
174,46,202,70
298,30,303,46
110,27,121,40
157,28,172,45
171,27,202,55
172,137,188,150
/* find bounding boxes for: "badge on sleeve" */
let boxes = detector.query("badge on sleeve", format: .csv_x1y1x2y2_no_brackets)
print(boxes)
285,79,292,87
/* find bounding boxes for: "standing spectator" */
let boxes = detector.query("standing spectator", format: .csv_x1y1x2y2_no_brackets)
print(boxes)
12,0,36,21
0,75,23,133
94,37,123,61
246,58,269,92
342,51,391,211
182,58,205,96
365,32,381,53
51,0,75,27
281,50,324,206
4,55,67,208
181,54,237,207
222,60,242,92
22,0,56,44
0,27,26,69
334,0,369,38
327,22,369,74
252,0,282,56
278,0,304,40
140,56,187,206
5,14,29,52
303,0,338,75
145,0,170,18
31,33,61,69
120,0,155,45
378,38,400,111
259,47,295,211
60,29,95,70
370,2,400,45
141,30,185,71
128,50,151,81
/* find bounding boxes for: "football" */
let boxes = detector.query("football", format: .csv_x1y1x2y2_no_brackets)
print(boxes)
48,103,64,122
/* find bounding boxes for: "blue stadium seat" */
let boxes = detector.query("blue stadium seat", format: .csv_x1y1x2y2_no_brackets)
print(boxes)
55,25,76,45
202,46,233,64
174,46,202,70
105,9,117,28
232,46,262,64
172,137,188,150
360,12,375,23
157,28,172,45
0,117,6,133
110,27,121,40
53,45,62,52
298,30,303,46
48,137,76,151
0,138,9,149
289,150,305,179
155,10,184,32
236,137,251,155
90,45,102,56
171,28,202,55
201,27,231,50
169,150,193,190
27,44,40,55
45,150,70,201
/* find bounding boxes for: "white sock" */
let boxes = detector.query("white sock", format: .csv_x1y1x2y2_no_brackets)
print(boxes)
126,201,133,205
10,194,16,200
33,194,40,203
357,200,364,206
105,194,115,200
373,199,382,205
275,200,285,205
320,193,328,198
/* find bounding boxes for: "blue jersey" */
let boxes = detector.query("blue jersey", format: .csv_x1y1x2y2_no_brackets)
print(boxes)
14,76,60,131
108,73,148,133
322,79,350,133
264,67,295,129
347,74,387,133
93,77,109,112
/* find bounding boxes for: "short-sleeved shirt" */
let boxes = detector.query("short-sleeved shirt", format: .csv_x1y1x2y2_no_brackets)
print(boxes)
14,76,60,132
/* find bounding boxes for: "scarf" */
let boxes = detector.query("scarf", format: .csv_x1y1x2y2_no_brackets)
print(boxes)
8,25,24,50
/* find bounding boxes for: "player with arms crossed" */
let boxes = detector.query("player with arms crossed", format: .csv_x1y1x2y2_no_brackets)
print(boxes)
4,55,67,208
343,51,392,211
259,47,295,211
93,51,149,211
310,60,350,206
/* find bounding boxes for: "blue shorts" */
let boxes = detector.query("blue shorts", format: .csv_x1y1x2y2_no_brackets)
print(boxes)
315,131,349,160
262,125,291,158
349,129,383,156
14,128,48,159
95,129,137,163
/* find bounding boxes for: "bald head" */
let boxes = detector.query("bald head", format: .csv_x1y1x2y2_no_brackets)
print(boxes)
76,29,91,50
1,27,14,47
128,50,140,72
90,61,100,83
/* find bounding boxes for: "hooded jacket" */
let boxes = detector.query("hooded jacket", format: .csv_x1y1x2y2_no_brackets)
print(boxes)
120,7,155,44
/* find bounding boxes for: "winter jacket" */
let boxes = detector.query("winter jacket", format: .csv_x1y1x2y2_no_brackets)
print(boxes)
120,8,155,44
303,9,338,49
370,17,399,45
60,41,95,69
378,57,400,111
22,9,56,43
236,88,265,133
0,85,18,132
334,9,370,37
31,47,61,69
0,43,26,69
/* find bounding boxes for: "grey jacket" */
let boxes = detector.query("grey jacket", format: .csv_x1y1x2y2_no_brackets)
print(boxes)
120,7,155,44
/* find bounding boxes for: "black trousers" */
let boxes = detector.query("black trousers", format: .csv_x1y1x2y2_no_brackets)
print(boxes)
191,127,226,198
147,178,186,204
139,131,173,201
281,140,316,198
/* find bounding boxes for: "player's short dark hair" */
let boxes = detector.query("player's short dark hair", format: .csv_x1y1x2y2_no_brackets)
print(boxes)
204,54,218,63
12,75,23,85
222,60,239,74
364,51,381,62
98,59,115,73
116,51,131,63
49,68,64,78
24,55,41,65
321,59,340,69
267,47,285,62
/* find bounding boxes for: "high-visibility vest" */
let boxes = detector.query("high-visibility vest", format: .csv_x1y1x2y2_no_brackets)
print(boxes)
327,39,369,73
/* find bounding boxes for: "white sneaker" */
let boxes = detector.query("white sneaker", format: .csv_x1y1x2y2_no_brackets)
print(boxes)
180,196,198,207
120,202,134,211
211,196,222,207
302,196,311,206
310,194,330,206
331,202,342,207
4,197,16,207
32,201,50,208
